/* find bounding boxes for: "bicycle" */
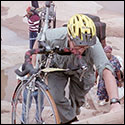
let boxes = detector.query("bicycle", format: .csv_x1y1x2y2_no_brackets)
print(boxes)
11,45,88,124
38,1,56,31
11,1,58,124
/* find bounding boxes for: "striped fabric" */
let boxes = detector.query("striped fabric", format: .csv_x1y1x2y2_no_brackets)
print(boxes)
28,14,40,32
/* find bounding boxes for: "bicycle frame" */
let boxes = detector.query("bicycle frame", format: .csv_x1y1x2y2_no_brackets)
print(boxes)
36,1,54,69
33,2,56,122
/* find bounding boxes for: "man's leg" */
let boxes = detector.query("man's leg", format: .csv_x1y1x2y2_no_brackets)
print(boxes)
69,76,94,116
29,31,33,49
21,88,33,123
32,32,37,48
47,72,76,124
33,90,44,122
29,31,37,49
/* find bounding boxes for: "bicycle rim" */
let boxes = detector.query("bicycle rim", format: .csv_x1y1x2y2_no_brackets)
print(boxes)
35,81,61,124
11,81,61,124
11,81,27,124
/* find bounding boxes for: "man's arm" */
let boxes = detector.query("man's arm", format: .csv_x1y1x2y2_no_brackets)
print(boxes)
103,69,122,112
32,40,39,67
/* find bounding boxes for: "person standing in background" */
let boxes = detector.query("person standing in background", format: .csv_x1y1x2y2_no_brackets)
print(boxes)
25,6,40,49
96,45,123,105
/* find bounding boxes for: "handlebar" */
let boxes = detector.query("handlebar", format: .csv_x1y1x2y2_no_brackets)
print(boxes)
15,46,72,77
24,46,71,65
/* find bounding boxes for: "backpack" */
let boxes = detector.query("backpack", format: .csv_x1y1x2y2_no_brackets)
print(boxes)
84,14,106,48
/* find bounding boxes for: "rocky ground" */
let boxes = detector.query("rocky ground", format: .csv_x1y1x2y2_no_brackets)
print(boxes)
1,86,124,124
1,1,124,124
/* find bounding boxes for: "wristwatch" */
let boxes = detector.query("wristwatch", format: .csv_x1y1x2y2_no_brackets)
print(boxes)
110,98,120,105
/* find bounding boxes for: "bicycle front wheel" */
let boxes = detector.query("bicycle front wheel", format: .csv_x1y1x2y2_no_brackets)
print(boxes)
11,80,61,124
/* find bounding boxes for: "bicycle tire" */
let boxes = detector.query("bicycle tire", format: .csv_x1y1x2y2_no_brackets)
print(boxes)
11,80,61,124
25,83,32,124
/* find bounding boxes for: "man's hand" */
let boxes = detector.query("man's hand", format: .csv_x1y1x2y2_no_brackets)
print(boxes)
32,40,39,67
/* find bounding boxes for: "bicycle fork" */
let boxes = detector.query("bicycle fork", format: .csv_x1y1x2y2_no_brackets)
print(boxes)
25,78,36,124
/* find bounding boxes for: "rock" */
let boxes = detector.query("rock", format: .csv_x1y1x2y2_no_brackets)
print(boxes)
1,45,28,70
1,100,11,124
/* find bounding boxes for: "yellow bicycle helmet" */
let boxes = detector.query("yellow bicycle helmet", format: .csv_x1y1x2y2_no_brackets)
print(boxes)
67,14,96,46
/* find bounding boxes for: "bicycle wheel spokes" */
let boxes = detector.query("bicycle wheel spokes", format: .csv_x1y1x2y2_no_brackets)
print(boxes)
25,102,37,124
41,95,56,123
12,83,36,124
12,81,60,124
37,86,60,124
12,101,22,124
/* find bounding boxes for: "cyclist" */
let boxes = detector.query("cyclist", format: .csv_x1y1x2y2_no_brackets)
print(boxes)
33,14,122,124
